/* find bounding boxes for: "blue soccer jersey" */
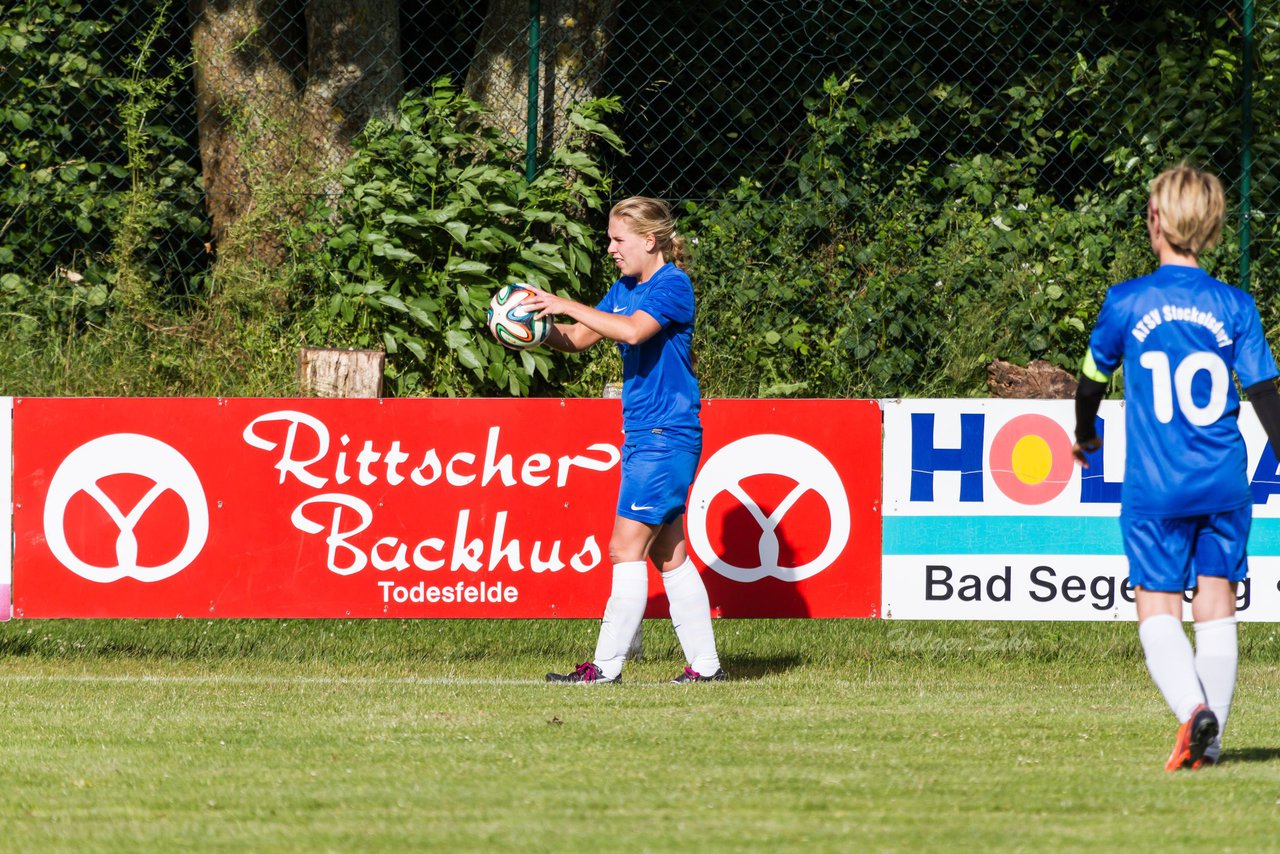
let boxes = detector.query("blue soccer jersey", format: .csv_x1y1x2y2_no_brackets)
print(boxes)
595,262,701,443
1087,265,1279,517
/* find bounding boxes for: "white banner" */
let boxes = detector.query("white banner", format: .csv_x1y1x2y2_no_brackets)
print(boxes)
882,399,1280,620
0,397,10,620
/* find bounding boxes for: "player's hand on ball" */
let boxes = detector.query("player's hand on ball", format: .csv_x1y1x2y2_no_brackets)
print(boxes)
519,286,570,320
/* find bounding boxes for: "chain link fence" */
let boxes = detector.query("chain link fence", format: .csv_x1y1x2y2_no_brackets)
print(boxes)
3,0,1277,396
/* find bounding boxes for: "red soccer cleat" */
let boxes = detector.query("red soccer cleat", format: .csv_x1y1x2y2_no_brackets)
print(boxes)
545,662,620,684
671,666,727,684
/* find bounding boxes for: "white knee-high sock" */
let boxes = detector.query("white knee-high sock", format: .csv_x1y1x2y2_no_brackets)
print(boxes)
662,559,721,675
592,561,648,679
1194,615,1238,759
1138,613,1206,723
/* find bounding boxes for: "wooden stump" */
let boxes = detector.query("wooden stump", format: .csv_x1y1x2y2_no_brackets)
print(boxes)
986,359,1078,399
297,348,384,398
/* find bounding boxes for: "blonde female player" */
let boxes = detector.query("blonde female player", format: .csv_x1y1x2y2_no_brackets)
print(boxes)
1073,164,1280,769
519,196,724,684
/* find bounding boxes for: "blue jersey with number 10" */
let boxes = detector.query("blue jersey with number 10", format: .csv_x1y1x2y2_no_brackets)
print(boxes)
1088,265,1279,517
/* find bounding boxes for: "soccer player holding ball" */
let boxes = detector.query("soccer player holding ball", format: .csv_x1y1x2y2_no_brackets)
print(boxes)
1073,164,1280,769
517,196,725,684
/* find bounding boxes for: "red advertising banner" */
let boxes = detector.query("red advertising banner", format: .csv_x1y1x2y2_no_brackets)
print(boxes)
12,397,880,619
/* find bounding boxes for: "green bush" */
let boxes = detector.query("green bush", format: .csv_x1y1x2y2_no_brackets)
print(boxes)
685,75,1196,399
0,0,206,335
292,81,623,398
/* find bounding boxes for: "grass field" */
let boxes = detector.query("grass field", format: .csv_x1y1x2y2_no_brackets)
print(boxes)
1,618,1278,852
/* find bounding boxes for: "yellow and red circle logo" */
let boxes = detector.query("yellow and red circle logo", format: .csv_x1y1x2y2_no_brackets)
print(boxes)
987,414,1075,505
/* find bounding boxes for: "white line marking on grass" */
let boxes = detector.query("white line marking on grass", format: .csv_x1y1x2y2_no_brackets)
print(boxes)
0,674,551,687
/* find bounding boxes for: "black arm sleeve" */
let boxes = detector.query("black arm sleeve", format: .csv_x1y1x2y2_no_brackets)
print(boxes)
1074,375,1107,444
1246,379,1280,451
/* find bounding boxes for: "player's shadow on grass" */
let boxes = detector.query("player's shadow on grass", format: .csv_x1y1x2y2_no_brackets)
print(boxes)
1223,746,1280,764
717,654,804,680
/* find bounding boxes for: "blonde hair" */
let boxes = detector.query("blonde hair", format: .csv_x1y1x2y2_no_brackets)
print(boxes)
609,196,688,269
1149,164,1225,256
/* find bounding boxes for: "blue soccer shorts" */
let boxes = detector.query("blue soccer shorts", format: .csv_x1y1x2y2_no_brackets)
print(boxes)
1121,506,1252,593
616,432,701,526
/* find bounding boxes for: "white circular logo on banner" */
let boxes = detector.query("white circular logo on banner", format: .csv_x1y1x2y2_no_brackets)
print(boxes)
687,434,849,583
44,433,209,583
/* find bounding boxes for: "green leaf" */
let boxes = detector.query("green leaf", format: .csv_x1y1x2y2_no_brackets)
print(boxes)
462,235,502,253
570,244,593,275
531,350,552,381
456,344,483,370
403,339,427,361
518,249,567,275
442,221,470,243
372,243,420,263
383,213,425,226
377,294,410,313
446,258,491,277
421,205,464,224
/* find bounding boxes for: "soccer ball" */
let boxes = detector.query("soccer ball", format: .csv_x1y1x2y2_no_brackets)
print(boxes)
487,283,551,350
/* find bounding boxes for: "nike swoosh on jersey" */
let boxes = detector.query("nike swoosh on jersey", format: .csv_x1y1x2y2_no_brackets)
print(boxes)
612,306,627,313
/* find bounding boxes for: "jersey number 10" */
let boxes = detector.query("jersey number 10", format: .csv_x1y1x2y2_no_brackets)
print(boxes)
1138,350,1229,426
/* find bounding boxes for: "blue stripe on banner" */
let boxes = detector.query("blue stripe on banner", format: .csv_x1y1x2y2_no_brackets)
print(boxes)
882,516,1280,556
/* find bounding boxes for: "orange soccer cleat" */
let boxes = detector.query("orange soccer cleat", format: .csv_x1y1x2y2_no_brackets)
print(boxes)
1165,704,1219,772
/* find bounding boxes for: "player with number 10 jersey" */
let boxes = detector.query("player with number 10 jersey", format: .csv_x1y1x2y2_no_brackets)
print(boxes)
1074,164,1280,772
1086,265,1278,517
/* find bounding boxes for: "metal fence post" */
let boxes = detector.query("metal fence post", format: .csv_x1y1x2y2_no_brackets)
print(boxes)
1240,0,1254,291
525,0,541,183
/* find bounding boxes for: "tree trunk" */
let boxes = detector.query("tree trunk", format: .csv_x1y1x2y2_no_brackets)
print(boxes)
466,0,618,154
298,347,385,397
189,0,402,261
